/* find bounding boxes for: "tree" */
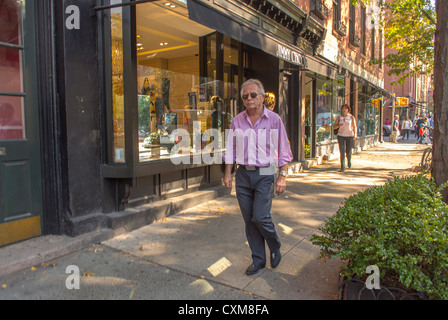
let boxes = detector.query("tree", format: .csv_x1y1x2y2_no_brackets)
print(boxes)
353,0,448,201
351,0,435,85
433,0,448,202
375,0,436,85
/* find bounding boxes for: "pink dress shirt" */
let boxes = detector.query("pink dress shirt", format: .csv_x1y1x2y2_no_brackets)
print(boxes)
224,107,293,168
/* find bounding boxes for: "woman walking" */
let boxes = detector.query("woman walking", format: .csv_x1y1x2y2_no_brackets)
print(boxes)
334,104,357,172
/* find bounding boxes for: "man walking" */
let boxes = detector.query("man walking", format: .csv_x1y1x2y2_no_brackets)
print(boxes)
223,79,293,276
415,115,424,143
401,116,412,140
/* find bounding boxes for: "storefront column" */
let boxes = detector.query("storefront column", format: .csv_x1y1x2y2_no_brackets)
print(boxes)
352,81,359,123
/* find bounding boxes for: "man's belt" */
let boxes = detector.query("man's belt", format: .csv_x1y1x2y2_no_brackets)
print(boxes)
239,164,277,175
242,165,257,171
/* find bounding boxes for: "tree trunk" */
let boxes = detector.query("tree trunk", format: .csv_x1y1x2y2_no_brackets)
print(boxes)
433,0,448,203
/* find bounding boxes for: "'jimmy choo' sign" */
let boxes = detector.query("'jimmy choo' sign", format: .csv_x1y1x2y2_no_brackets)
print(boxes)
275,44,306,67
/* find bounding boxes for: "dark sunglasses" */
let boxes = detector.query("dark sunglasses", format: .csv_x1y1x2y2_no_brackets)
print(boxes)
242,92,260,100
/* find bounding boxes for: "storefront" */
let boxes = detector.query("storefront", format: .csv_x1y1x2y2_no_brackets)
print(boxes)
303,72,346,159
304,69,391,163
98,0,318,204
85,0,330,234
0,0,392,245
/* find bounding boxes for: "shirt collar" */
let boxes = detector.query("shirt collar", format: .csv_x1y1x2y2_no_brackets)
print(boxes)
243,105,270,119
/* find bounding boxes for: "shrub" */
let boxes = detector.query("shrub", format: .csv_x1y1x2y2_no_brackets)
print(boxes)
311,174,448,299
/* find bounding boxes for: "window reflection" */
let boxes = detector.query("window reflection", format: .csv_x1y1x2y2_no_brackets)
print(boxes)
0,97,25,140
304,76,313,158
316,79,333,143
0,46,23,93
0,0,23,93
0,0,25,140
110,3,125,163
0,0,22,46
358,85,380,137
315,76,345,144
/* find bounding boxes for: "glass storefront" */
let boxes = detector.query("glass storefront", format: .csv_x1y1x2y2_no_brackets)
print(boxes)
357,85,381,137
314,75,345,145
315,78,333,143
106,1,248,164
103,0,385,170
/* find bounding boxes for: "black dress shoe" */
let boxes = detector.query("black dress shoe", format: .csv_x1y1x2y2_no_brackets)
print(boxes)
245,263,266,276
270,251,282,269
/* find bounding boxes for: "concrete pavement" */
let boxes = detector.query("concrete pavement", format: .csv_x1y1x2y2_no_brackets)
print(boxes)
0,139,429,300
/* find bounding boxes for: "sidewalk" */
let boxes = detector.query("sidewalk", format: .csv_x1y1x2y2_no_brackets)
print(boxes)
0,139,428,300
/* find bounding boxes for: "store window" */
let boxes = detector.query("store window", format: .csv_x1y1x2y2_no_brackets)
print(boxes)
104,0,245,167
223,36,239,120
304,75,314,158
333,75,345,135
357,85,380,137
0,0,25,140
134,2,237,163
314,75,345,144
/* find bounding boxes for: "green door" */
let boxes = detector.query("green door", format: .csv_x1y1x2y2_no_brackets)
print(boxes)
0,0,43,246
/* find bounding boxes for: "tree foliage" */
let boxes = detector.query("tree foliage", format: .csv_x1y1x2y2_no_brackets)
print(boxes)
352,0,436,85
311,174,448,299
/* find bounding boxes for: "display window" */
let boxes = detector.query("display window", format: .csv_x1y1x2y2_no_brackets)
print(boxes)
304,75,314,158
315,79,333,143
357,85,381,137
106,0,242,167
315,76,345,144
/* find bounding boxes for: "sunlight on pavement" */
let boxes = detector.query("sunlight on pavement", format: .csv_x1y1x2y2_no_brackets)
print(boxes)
278,223,294,235
189,279,215,294
207,257,232,277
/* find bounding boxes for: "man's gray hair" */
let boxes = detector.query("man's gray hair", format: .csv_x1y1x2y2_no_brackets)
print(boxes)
241,79,265,98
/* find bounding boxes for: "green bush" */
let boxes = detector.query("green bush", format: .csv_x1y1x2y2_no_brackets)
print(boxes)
311,174,448,299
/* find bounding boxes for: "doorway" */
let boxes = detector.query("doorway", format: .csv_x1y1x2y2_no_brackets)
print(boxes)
279,68,300,161
0,1,43,246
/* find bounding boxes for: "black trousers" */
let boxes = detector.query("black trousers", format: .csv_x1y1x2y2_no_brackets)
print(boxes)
235,166,280,266
337,135,354,169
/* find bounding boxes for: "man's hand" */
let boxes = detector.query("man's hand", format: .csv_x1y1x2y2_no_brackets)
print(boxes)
275,175,286,195
276,165,288,195
224,164,233,189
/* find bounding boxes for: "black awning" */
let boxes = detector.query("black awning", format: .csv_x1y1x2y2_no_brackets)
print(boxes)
187,0,307,67
340,68,394,99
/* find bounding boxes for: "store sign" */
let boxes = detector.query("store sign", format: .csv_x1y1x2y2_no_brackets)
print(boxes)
275,44,306,67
